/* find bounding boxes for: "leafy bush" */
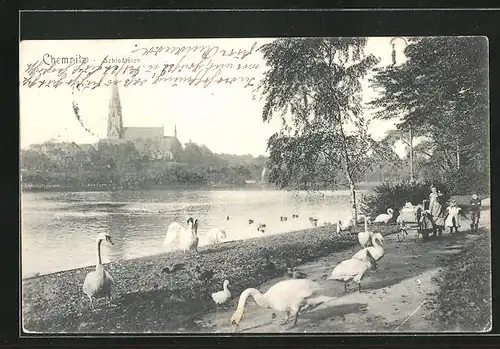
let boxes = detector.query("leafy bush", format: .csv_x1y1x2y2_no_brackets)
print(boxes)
360,179,450,219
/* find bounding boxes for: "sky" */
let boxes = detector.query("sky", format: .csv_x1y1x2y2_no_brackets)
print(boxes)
20,37,410,157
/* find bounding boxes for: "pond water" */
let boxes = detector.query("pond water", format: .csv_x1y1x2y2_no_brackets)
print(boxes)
21,188,368,278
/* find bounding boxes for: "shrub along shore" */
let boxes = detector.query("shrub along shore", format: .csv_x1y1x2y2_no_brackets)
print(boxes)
24,224,401,333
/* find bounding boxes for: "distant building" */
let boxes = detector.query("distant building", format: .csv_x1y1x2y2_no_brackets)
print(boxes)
98,78,182,161
30,141,96,157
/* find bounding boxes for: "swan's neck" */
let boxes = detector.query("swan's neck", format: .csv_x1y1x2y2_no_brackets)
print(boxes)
237,288,269,310
96,240,102,267
223,283,229,292
373,237,383,249
187,222,196,238
364,217,368,232
232,288,267,325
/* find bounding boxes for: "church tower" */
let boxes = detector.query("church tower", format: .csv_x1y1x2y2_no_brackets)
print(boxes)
107,76,123,139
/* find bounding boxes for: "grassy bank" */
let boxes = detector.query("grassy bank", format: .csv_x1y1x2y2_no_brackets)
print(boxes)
23,224,390,333
430,231,491,331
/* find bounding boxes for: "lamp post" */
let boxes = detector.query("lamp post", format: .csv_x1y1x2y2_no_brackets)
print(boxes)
390,37,414,183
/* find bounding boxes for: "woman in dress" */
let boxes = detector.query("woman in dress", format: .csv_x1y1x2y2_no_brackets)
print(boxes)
429,185,446,237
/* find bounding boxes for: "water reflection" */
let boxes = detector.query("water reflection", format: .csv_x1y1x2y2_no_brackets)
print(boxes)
21,189,363,278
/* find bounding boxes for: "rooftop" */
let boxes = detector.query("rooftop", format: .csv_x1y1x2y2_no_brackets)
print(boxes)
123,127,164,140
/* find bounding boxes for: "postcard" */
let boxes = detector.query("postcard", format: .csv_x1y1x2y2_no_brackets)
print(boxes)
20,36,491,334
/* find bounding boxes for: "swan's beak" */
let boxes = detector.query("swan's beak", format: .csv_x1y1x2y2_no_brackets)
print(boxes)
107,237,114,245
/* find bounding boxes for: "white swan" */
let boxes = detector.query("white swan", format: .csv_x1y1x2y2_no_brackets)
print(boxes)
327,249,377,292
374,208,394,224
163,217,196,251
208,228,227,245
351,233,385,262
230,278,331,332
212,279,231,304
357,215,373,247
82,233,115,310
336,216,354,234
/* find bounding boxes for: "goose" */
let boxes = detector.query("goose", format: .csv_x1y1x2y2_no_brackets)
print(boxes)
194,265,214,282
308,217,319,227
292,214,299,219
357,215,374,248
162,263,185,274
185,219,199,253
374,208,394,224
82,233,115,310
164,217,196,251
286,267,308,279
248,219,254,225
211,279,231,304
351,233,385,262
280,216,288,222
327,249,377,292
230,278,331,332
208,228,227,245
263,260,276,274
257,223,266,233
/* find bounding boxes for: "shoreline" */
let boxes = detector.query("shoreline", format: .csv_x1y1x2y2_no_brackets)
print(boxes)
21,234,286,281
22,209,491,333
20,181,382,193
23,223,393,333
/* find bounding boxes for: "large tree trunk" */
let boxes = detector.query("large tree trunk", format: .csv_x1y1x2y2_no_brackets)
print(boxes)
338,121,358,223
409,125,415,183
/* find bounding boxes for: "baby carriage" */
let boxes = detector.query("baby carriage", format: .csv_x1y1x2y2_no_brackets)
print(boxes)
396,201,434,242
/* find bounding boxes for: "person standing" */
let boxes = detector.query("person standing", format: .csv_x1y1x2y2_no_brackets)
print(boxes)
445,201,466,234
469,194,482,233
429,185,445,237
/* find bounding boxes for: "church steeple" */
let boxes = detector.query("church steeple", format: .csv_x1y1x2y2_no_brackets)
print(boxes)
107,76,123,139
174,124,177,138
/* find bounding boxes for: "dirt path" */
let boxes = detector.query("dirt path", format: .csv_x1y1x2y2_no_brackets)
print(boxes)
178,209,490,333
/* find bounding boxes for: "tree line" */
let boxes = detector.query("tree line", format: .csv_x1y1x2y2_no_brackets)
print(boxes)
20,141,269,190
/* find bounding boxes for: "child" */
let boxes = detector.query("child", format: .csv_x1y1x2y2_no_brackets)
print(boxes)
469,194,482,233
445,201,466,233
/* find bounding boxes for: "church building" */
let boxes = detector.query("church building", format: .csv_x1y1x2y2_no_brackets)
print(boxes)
98,79,182,161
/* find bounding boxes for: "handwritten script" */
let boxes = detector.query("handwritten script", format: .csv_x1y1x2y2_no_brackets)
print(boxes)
22,41,265,91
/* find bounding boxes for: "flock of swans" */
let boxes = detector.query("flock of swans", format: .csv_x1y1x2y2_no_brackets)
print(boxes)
81,207,395,332
229,211,390,332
